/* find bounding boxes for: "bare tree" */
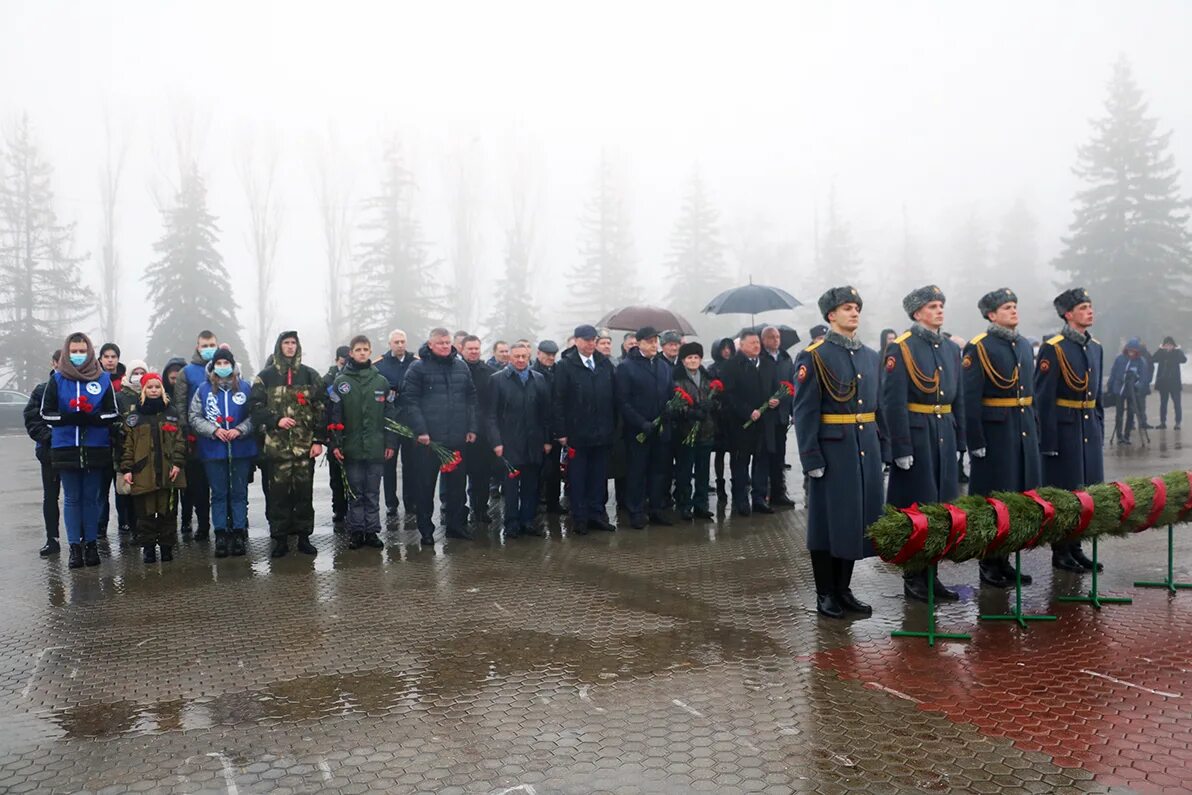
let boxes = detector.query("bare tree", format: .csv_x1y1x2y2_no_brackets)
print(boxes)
310,127,354,346
236,127,284,367
96,109,128,344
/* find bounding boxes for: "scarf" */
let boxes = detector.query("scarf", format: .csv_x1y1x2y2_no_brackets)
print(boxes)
56,333,102,382
825,330,863,351
139,396,168,416
987,323,1020,342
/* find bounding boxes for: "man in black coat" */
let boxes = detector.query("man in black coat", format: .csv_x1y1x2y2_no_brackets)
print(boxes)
400,328,478,544
532,340,562,514
761,326,796,508
375,329,418,519
616,326,676,529
1153,336,1185,429
553,325,618,534
487,342,552,538
720,331,779,516
883,286,966,602
461,335,498,524
24,350,62,557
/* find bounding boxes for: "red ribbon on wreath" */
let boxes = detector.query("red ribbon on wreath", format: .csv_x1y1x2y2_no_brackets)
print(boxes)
1182,471,1192,517
1072,490,1095,537
1022,490,1055,548
983,497,1010,555
931,503,967,564
886,503,930,565
1111,481,1136,525
1138,476,1167,532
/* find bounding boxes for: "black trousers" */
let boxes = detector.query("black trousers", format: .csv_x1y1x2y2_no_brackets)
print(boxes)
329,455,347,520
382,438,418,512
465,440,495,517
182,458,211,531
540,445,562,510
730,450,770,508
414,445,467,534
568,445,609,522
766,426,789,499
39,456,61,540
1160,388,1183,426
625,435,669,520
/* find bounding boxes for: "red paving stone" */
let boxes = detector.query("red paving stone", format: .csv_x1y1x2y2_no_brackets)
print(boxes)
814,590,1192,794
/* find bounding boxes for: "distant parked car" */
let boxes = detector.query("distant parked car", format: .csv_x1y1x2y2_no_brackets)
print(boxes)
0,389,30,433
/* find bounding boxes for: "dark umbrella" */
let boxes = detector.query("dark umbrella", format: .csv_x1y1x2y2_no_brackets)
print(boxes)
702,281,802,325
597,305,698,335
739,323,801,351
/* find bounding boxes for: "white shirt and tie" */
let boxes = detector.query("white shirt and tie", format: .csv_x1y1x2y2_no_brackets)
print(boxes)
583,355,595,371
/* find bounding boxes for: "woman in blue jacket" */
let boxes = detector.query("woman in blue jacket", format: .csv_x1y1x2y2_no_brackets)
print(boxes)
188,349,257,558
39,333,121,568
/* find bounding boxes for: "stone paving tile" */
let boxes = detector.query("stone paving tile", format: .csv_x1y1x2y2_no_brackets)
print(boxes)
0,428,1185,792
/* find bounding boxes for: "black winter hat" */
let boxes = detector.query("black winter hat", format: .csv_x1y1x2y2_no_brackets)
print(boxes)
678,342,704,360
635,326,660,342
978,288,1018,318
817,286,862,321
211,348,235,367
809,324,828,340
1053,287,1092,318
903,285,945,318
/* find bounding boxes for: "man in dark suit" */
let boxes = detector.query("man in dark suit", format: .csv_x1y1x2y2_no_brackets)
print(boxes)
487,341,552,538
720,330,779,516
615,326,676,529
1036,287,1105,573
761,326,796,507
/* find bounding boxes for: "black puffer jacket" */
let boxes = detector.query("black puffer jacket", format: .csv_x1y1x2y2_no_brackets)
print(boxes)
552,346,617,447
400,343,477,447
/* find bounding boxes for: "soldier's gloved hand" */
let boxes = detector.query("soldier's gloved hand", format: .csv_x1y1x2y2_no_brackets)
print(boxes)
808,468,825,478
1043,451,1059,457
895,456,913,470
971,448,986,458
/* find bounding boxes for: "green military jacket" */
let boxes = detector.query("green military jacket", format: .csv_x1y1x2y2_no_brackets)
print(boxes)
248,334,328,461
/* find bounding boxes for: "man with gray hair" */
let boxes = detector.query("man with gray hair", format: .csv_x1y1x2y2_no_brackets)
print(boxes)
400,327,478,545
375,328,417,520
761,325,797,508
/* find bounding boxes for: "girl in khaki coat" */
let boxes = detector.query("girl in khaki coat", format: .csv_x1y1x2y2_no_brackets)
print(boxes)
120,373,187,563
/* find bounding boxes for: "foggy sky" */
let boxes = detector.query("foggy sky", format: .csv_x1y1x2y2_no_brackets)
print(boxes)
2,0,1190,364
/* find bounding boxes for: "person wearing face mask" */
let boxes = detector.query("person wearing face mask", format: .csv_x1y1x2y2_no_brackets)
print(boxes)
189,348,257,558
39,332,122,569
94,342,123,537
112,359,149,535
120,372,187,563
175,330,220,539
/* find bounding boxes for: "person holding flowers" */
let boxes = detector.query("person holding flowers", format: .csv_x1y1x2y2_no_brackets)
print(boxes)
40,332,121,569
616,326,677,529
486,341,553,539
672,342,719,521
119,372,187,563
328,335,399,550
400,328,477,545
721,330,780,516
189,348,257,558
249,331,327,558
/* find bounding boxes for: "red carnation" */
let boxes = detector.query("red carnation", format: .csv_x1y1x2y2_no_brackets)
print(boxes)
709,379,725,393
162,423,178,433
187,434,197,444
296,392,307,406
674,386,695,406
567,447,577,460
508,469,521,479
780,380,796,396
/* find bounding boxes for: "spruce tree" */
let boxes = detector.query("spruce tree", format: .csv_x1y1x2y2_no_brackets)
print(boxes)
143,165,249,368
664,169,726,322
484,214,541,342
1055,57,1192,347
566,152,638,323
353,140,444,343
0,115,91,391
819,185,862,288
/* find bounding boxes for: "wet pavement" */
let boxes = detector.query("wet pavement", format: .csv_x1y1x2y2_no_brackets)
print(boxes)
0,419,1189,794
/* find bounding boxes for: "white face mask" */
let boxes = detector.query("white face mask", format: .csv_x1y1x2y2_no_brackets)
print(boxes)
130,374,143,387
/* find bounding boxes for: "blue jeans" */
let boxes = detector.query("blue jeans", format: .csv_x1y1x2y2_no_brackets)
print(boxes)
61,468,104,545
204,458,253,531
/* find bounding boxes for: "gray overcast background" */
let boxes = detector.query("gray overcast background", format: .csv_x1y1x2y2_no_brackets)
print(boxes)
2,0,1190,364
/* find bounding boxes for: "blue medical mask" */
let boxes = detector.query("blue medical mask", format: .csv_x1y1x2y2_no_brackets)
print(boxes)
213,364,233,378
69,353,87,367
200,346,217,361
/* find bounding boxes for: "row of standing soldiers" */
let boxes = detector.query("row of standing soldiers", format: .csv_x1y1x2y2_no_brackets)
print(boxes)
795,284,1105,619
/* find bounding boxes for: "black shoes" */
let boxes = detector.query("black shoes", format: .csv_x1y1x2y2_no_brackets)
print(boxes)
160,545,174,562
588,518,616,533
732,504,752,517
271,538,289,558
504,526,521,539
998,557,1032,585
1052,547,1085,573
363,532,384,549
142,545,157,563
630,516,647,530
838,590,873,616
649,513,673,527
903,572,930,602
420,532,434,545
84,542,100,567
214,532,229,558
816,592,845,619
979,560,1011,587
1070,544,1103,572
194,526,210,541
68,543,84,569
770,495,796,508
751,502,775,515
296,536,317,556
694,508,714,519
446,527,472,540
679,508,693,520
523,524,545,537
39,538,60,557
230,532,246,557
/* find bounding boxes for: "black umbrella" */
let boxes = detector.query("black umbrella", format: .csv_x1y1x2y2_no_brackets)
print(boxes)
738,323,801,351
596,305,698,335
702,281,802,322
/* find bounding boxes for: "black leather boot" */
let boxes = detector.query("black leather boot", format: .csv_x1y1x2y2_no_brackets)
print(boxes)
811,551,845,619
1051,542,1084,573
1069,542,1103,572
142,544,157,563
348,532,364,549
230,532,246,557
159,545,173,562
68,543,84,569
979,558,1011,587
270,537,289,558
214,531,229,558
296,535,317,556
39,538,60,557
835,558,871,615
998,556,1032,585
84,542,100,566
903,570,931,602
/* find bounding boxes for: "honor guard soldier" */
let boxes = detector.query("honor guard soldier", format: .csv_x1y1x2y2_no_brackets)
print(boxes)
882,285,966,602
1036,287,1105,573
963,289,1042,588
792,286,884,619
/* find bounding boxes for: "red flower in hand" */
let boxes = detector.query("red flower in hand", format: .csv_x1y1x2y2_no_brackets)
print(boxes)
779,380,796,396
508,469,521,479
674,386,695,406
567,447,577,460
187,434,197,444
709,379,725,393
224,416,236,424
296,392,308,406
162,423,178,433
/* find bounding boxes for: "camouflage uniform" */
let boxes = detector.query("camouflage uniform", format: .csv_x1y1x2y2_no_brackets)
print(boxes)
248,332,327,544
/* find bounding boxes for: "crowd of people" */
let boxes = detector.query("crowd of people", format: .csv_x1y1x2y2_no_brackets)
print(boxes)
21,284,1183,619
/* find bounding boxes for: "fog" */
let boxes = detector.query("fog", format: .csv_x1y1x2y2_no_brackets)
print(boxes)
2,0,1190,370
